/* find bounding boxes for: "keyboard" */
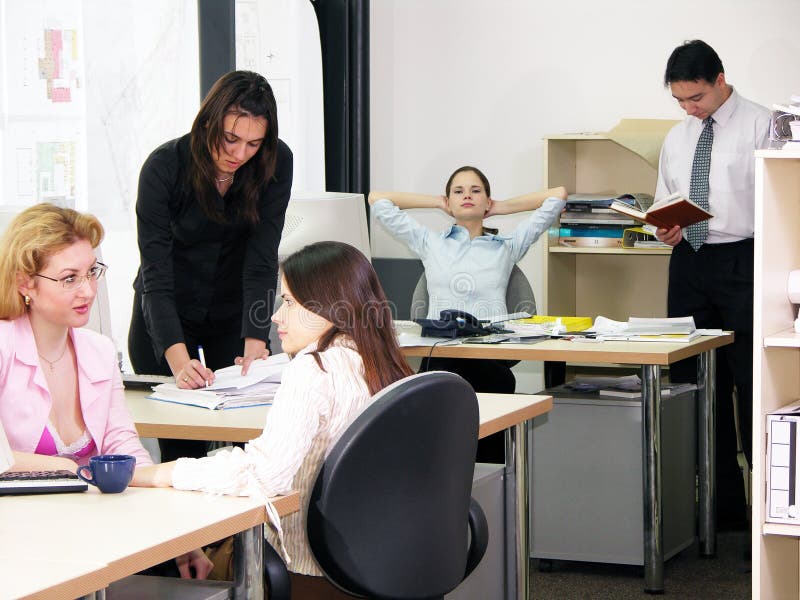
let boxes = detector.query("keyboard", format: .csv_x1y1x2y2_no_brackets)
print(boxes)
0,469,88,495
122,373,175,390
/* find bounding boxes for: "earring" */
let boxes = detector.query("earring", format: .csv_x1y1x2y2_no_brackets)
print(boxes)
23,295,30,307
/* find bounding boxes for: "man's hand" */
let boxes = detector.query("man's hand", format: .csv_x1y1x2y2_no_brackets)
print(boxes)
656,225,683,247
175,548,214,579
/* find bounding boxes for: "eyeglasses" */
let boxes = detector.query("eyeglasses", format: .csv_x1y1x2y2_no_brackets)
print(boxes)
34,262,108,291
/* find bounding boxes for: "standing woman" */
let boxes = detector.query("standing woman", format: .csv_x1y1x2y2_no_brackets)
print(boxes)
129,71,293,461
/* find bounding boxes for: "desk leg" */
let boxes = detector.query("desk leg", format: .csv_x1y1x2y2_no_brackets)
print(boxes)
697,350,716,557
505,421,529,600
641,364,663,594
233,524,264,599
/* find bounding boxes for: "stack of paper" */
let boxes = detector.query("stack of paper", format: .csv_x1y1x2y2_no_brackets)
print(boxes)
590,316,700,342
505,315,593,337
148,354,290,410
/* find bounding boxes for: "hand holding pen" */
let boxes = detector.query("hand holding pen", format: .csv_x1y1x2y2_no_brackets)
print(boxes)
198,345,209,387
176,345,214,389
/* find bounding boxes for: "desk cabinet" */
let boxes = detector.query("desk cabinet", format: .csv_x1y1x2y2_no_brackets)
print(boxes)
542,134,671,322
529,386,696,565
447,463,507,600
753,149,800,598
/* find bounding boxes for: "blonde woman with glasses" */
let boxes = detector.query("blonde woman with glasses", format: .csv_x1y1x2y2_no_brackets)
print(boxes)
0,202,215,579
0,203,153,472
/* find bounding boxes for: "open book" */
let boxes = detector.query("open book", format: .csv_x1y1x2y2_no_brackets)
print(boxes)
148,354,289,410
609,191,712,229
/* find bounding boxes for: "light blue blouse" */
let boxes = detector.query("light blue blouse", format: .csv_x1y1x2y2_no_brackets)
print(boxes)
372,197,565,320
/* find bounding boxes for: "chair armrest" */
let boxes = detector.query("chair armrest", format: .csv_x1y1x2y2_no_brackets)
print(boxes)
465,496,489,578
263,539,291,600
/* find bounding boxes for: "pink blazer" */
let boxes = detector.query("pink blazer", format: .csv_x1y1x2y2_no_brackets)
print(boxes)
0,316,152,466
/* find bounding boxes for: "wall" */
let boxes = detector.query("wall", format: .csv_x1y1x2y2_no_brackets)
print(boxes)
369,0,798,392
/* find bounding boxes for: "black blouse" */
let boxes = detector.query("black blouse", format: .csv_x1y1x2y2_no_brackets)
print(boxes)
132,133,293,358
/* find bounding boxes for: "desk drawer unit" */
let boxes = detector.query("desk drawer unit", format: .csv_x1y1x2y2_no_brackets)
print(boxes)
447,463,507,599
530,387,696,565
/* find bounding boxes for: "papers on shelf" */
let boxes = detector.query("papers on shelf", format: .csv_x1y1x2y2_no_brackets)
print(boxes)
148,354,289,410
563,375,697,398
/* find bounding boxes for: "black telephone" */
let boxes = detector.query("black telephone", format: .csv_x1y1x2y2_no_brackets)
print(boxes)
416,309,490,338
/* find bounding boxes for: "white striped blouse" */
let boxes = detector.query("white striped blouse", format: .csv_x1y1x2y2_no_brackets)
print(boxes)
171,337,373,575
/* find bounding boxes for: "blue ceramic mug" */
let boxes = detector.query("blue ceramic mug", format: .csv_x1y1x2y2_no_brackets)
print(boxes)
77,454,135,493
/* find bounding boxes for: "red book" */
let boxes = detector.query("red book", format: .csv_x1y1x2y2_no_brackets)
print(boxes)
609,192,713,229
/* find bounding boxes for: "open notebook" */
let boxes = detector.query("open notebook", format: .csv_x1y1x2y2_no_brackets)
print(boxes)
0,420,88,495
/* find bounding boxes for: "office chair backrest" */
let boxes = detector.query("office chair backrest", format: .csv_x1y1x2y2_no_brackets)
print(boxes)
410,263,537,320
306,371,486,599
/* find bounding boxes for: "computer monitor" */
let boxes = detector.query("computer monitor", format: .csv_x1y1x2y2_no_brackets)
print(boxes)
278,191,371,260
269,192,370,354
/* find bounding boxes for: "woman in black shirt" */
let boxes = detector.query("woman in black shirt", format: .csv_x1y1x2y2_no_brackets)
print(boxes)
129,70,292,461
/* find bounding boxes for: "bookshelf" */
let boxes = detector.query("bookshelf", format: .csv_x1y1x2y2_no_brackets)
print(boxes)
752,148,800,599
542,133,671,323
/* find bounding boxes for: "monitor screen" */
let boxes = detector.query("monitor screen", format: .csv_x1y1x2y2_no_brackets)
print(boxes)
269,192,371,354
278,191,370,261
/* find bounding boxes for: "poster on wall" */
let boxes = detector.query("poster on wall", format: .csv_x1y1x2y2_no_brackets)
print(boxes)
0,0,86,209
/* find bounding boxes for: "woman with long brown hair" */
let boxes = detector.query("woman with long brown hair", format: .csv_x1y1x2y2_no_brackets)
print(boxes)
133,241,413,597
128,70,293,462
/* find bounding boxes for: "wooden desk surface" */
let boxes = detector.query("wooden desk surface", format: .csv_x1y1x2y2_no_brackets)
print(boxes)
401,334,734,365
127,390,552,443
0,487,299,600
128,389,268,441
0,557,108,600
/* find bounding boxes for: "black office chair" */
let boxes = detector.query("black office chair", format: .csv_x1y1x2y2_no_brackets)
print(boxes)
264,371,489,599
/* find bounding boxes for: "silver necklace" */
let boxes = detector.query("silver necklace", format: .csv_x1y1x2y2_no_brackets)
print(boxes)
38,344,68,372
215,174,234,184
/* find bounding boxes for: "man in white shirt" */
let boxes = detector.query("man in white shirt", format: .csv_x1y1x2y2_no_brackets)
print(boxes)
655,39,770,532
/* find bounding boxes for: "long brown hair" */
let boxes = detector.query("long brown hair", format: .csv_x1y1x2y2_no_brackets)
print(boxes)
189,70,279,224
281,241,413,395
0,203,104,320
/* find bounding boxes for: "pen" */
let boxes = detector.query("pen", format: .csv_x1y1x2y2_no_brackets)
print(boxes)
197,345,209,387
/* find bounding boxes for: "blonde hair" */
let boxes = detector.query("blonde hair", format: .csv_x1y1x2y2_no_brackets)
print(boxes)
0,203,104,319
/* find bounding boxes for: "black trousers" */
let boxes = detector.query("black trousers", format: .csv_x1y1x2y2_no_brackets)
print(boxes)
668,238,753,528
420,356,516,464
128,293,245,462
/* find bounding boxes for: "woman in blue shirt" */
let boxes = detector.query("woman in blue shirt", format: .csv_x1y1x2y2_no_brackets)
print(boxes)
369,166,565,461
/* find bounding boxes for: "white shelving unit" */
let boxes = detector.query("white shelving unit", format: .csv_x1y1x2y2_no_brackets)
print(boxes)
752,148,800,599
542,134,671,322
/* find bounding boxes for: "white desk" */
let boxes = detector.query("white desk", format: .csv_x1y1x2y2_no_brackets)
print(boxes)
402,334,734,595
0,487,299,600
